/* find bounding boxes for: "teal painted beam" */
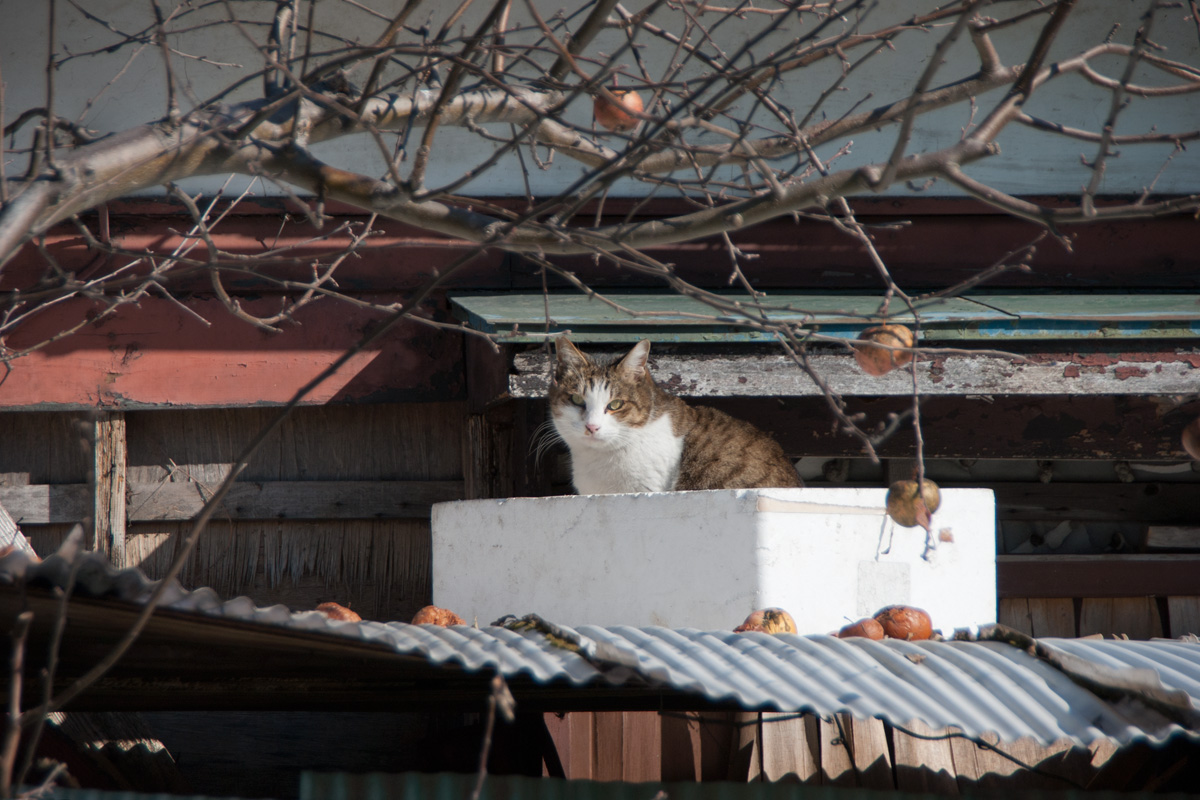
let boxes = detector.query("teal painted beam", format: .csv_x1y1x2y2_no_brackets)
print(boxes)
450,293,1200,343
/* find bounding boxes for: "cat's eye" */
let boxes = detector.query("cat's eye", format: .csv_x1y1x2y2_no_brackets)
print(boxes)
570,393,585,406
607,400,624,411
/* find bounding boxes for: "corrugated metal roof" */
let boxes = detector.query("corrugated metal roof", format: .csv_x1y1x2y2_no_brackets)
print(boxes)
4,545,1200,748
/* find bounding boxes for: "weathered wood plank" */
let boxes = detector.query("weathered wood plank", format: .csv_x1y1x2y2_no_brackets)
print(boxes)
510,349,1200,398
1167,597,1200,638
998,556,1200,598
891,720,959,794
127,403,466,485
992,484,1198,524
819,714,856,787
949,736,1076,791
0,484,91,526
594,711,624,781
844,716,893,789
0,480,463,524
1078,597,1164,640
621,711,661,782
127,480,463,521
0,411,92,485
0,501,33,553
1146,527,1200,550
998,598,1076,637
93,412,127,565
125,519,431,623
758,712,819,784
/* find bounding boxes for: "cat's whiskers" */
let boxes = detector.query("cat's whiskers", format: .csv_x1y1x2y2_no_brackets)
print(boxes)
530,418,565,470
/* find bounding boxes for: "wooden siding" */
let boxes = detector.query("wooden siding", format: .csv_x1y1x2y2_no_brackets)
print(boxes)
1,403,465,621
543,709,1200,791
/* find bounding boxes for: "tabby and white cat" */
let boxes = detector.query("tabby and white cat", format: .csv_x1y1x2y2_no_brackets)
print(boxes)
549,337,802,494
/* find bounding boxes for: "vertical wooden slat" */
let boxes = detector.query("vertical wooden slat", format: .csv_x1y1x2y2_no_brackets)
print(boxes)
659,712,699,781
1079,597,1163,639
1167,597,1200,637
949,735,1075,791
891,720,959,794
546,711,595,780
621,711,661,782
727,711,760,781
845,716,894,789
593,711,624,781
93,412,127,566
1000,598,1076,637
758,712,819,783
463,412,514,500
998,598,1032,634
819,714,856,786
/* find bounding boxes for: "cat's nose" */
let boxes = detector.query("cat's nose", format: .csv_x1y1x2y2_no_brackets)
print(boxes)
585,422,601,435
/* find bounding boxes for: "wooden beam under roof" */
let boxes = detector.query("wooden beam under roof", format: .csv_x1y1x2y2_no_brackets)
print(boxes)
508,348,1200,398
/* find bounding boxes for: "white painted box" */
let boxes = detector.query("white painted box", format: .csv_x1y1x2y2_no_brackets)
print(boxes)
431,488,995,633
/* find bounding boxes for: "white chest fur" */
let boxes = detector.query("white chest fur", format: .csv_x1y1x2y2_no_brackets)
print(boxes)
555,407,684,494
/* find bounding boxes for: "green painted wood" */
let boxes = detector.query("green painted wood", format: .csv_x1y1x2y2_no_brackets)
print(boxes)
450,293,1200,343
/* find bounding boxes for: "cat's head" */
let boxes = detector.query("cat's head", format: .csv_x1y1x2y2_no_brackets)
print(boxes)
549,338,655,447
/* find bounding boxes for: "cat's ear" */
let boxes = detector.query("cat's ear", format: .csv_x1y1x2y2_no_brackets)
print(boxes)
554,337,589,375
617,339,651,378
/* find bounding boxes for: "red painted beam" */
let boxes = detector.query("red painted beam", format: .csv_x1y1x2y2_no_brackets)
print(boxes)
0,296,464,409
6,197,1199,294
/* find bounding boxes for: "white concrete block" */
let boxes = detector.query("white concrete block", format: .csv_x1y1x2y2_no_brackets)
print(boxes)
432,488,995,633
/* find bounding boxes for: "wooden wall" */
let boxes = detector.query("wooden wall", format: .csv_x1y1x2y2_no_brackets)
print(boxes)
0,403,467,621
542,709,1200,792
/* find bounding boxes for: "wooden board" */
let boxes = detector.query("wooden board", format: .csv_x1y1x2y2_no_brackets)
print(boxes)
757,712,819,783
510,348,1200,399
998,598,1076,637
999,556,1200,598
123,519,432,623
891,720,959,794
1146,527,1200,550
0,480,464,524
948,735,1078,791
1078,597,1164,640
1167,597,1200,638
818,714,856,787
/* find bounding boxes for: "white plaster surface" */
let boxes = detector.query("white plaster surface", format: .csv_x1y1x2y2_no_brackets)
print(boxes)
432,488,996,633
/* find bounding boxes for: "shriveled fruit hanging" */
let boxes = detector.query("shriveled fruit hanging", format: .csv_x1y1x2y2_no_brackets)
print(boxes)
593,80,644,132
853,324,915,376
886,478,941,531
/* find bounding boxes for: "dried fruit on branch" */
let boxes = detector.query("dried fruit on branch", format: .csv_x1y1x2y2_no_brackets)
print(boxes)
886,478,942,531
593,89,644,132
853,324,915,376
